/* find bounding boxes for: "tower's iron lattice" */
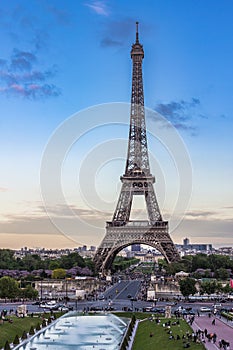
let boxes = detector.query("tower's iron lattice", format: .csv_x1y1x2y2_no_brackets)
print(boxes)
93,23,180,274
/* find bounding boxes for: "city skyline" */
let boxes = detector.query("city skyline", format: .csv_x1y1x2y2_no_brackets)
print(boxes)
1,1,232,249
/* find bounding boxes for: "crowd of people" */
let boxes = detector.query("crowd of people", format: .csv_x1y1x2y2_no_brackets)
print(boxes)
148,314,231,350
192,315,231,350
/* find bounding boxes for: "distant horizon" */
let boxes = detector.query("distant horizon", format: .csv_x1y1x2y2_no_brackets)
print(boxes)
0,233,231,251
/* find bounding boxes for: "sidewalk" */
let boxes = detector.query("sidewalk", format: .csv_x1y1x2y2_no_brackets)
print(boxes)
127,319,140,350
191,315,233,350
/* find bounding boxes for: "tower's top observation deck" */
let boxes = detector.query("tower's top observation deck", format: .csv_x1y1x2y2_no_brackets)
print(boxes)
131,22,144,58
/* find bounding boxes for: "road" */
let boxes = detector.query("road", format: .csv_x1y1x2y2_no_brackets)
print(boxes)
0,280,232,316
103,280,141,300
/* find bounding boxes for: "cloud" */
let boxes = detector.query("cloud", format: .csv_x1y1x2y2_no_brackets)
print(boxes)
10,49,36,71
1,5,51,51
85,1,110,16
153,98,203,135
185,210,216,218
1,206,233,247
0,49,61,100
100,18,136,48
0,204,110,246
0,187,8,192
177,216,233,241
100,38,123,48
32,31,50,51
41,204,110,220
47,5,71,25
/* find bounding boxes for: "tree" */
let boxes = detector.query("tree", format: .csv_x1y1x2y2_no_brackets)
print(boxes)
112,257,140,273
20,284,38,300
59,252,85,269
200,280,218,295
179,277,197,297
4,340,10,350
158,258,168,272
223,283,232,293
214,268,230,280
84,258,95,273
52,268,66,279
19,254,42,272
191,254,210,271
13,335,20,345
29,326,35,335
21,330,27,340
0,249,16,269
157,258,188,275
0,276,20,300
49,261,60,270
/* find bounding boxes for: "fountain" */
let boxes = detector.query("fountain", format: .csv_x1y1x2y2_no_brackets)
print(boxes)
14,312,128,350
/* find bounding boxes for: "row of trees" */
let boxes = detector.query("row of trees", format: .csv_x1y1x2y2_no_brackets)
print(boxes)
0,276,38,301
159,253,233,279
0,249,141,281
112,257,140,273
0,249,95,280
0,249,89,272
179,277,233,297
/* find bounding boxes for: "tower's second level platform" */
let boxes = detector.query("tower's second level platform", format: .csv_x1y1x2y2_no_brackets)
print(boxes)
106,220,168,228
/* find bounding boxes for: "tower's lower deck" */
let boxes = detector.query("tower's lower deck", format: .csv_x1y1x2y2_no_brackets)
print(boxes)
94,221,180,273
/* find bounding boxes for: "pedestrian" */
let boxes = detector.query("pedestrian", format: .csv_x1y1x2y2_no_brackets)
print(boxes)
212,318,215,325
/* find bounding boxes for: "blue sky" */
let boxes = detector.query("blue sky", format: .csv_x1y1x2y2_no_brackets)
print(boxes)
0,0,232,249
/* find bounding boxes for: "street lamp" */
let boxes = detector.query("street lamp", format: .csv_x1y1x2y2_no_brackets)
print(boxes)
40,280,43,302
65,279,68,304
131,298,136,313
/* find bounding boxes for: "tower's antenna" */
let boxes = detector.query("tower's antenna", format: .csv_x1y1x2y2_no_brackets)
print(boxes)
136,21,139,43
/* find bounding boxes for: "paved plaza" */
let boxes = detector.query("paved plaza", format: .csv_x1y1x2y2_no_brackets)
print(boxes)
191,315,233,350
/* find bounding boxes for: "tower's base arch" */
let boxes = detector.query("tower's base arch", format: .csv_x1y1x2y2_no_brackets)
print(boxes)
93,221,180,275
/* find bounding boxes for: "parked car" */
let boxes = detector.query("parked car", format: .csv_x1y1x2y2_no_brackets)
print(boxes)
90,306,102,311
39,302,57,309
181,309,195,316
212,303,222,309
105,306,115,311
57,305,73,312
167,301,177,306
151,307,165,314
200,307,211,312
56,304,73,311
143,307,152,312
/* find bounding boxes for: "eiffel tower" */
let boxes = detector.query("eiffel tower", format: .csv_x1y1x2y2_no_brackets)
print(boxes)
94,22,180,274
